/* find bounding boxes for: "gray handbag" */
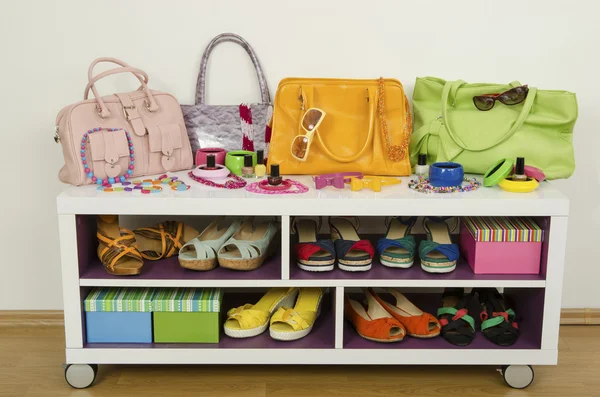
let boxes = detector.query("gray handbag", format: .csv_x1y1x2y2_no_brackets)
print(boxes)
182,33,272,154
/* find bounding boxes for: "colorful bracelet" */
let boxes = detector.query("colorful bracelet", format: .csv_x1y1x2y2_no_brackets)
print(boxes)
97,174,189,193
188,171,247,189
409,176,481,194
246,179,309,195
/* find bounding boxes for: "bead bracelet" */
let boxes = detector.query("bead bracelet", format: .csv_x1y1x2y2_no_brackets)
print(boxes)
97,174,190,193
188,171,247,189
408,176,481,194
81,127,135,185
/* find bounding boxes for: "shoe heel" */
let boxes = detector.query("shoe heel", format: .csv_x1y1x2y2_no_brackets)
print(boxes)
273,289,299,313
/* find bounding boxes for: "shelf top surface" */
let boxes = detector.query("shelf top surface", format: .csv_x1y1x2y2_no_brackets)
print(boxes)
57,171,569,216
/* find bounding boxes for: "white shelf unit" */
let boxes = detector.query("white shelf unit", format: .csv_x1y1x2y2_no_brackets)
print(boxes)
57,172,568,385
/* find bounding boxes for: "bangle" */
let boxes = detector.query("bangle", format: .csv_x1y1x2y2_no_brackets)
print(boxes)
514,165,546,182
498,178,539,193
196,148,226,166
429,162,464,187
259,179,292,191
483,158,514,187
192,164,230,179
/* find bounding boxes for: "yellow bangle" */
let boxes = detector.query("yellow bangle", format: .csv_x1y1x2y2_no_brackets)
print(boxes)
498,178,539,193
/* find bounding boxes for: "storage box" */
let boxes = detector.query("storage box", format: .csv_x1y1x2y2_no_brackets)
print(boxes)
84,287,155,343
460,217,543,275
153,288,222,343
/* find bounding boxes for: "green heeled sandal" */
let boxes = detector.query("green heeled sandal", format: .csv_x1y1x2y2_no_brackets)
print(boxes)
376,216,417,269
419,217,460,274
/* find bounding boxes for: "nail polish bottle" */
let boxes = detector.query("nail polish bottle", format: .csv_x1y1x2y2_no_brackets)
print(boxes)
268,164,282,186
415,154,429,177
255,150,266,178
202,154,217,170
512,157,527,181
241,155,255,178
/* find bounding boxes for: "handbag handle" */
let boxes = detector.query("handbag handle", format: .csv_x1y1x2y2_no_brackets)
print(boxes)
195,33,271,105
87,57,149,86
83,58,159,118
301,85,376,163
441,80,537,152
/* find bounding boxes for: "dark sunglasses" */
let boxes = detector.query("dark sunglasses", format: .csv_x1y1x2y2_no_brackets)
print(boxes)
473,85,529,111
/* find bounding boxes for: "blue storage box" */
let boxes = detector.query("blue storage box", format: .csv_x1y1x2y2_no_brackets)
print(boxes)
84,287,155,343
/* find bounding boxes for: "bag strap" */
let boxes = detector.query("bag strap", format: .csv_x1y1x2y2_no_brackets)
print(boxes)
441,80,537,152
83,58,159,118
301,85,375,163
195,33,271,105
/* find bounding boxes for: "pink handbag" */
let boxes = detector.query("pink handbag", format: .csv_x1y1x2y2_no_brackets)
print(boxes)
55,58,193,185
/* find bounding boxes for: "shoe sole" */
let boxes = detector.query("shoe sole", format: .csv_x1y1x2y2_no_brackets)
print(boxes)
380,259,414,269
224,290,298,338
297,263,334,272
421,263,457,273
338,262,372,272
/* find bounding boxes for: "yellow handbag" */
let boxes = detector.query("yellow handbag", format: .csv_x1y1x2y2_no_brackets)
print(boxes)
267,77,412,176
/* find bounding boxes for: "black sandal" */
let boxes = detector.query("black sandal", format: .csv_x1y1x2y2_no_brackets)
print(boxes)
476,288,519,346
437,288,476,346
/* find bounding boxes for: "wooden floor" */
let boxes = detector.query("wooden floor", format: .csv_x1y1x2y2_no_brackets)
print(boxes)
1,325,599,396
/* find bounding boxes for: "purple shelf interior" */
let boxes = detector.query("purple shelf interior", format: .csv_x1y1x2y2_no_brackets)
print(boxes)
81,255,282,281
344,291,543,349
77,215,282,281
290,233,545,282
85,293,335,349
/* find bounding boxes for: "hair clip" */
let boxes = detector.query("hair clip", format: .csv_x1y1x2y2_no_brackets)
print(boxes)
313,172,363,190
349,176,401,192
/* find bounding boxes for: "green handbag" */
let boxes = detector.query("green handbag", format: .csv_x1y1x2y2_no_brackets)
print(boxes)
410,77,578,179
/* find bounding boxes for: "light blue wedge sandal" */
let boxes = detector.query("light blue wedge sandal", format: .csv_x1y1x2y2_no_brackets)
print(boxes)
217,218,278,271
178,217,243,271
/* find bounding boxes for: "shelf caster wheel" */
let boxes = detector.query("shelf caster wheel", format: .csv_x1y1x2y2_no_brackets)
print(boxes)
501,365,534,389
64,364,98,389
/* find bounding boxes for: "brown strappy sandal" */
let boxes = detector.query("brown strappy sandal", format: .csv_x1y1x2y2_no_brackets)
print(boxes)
96,215,143,276
134,221,199,261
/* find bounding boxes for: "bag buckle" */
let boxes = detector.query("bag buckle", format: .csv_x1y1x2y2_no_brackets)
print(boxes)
123,105,136,121
53,126,61,143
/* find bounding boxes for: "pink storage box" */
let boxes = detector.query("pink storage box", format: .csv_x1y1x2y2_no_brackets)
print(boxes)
460,217,543,275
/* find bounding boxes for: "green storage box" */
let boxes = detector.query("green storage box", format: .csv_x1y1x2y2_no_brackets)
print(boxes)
152,288,222,343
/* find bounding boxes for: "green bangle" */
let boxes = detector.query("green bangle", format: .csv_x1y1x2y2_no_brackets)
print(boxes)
483,158,514,187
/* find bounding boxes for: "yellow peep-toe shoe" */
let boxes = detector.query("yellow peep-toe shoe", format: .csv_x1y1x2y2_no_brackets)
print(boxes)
224,287,298,338
270,288,323,341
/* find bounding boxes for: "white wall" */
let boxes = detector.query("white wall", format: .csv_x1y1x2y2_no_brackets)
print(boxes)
0,0,597,309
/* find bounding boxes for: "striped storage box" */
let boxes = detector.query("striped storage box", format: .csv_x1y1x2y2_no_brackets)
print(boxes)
152,288,223,343
84,288,156,343
460,217,544,274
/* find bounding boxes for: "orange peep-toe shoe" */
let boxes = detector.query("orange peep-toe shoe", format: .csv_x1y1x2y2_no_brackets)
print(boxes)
369,288,441,338
345,288,405,343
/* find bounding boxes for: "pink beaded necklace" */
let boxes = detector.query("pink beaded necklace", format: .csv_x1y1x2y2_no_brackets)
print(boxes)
80,127,135,185
188,171,247,189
